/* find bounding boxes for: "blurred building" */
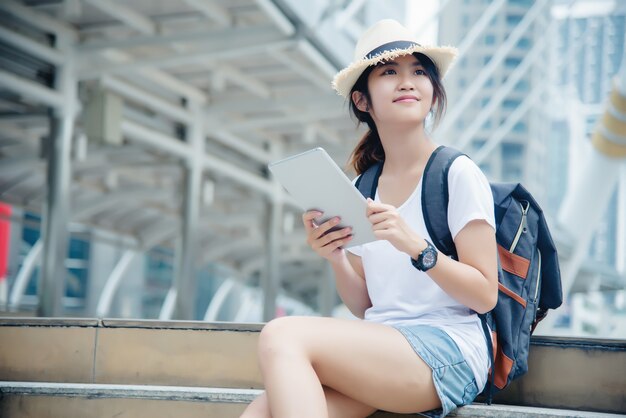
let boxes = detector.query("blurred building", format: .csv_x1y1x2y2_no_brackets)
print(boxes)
552,1,625,270
438,0,626,337
438,0,551,204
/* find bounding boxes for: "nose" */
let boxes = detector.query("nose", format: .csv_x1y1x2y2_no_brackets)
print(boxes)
398,72,415,91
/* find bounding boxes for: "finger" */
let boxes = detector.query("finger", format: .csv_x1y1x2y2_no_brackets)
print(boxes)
366,200,391,216
312,231,352,256
312,216,342,240
323,233,353,252
366,198,388,209
367,212,388,225
302,211,323,233
319,227,352,247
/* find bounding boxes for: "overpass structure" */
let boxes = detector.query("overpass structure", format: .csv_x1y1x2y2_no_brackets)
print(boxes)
0,0,624,337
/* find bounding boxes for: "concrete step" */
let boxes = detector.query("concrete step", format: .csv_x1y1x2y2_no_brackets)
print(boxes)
1,382,622,418
1,317,625,414
0,318,264,388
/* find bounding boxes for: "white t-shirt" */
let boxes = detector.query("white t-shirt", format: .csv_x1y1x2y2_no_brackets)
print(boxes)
348,155,495,390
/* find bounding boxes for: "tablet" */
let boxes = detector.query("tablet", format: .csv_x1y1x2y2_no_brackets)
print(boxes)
268,147,377,248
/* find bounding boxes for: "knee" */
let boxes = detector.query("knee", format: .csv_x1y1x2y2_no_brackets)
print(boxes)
257,317,303,365
239,393,271,418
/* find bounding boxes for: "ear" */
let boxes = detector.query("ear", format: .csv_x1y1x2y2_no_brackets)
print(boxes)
352,91,369,112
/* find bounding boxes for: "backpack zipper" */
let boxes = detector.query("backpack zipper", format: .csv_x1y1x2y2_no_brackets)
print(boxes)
509,201,529,253
534,249,542,303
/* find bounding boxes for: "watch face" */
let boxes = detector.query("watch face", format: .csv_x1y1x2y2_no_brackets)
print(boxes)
422,249,437,267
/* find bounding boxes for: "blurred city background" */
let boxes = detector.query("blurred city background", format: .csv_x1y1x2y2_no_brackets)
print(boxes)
0,0,624,339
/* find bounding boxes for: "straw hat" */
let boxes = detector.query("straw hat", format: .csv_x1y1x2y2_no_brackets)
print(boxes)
331,19,458,98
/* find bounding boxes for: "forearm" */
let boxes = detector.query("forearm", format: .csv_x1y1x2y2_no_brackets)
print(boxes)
329,254,372,318
427,254,497,314
407,237,497,314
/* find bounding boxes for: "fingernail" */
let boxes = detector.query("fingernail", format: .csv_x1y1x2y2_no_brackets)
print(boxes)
333,217,340,224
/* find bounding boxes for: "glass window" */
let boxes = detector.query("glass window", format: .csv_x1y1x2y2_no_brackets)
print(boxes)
506,14,523,26
503,99,520,109
505,57,522,68
473,138,486,150
513,121,527,132
515,79,530,92
502,142,524,160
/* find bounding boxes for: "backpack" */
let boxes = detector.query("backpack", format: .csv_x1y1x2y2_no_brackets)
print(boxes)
355,145,563,402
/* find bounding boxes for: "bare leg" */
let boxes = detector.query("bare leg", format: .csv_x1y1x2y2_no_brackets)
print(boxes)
256,316,440,418
239,386,377,418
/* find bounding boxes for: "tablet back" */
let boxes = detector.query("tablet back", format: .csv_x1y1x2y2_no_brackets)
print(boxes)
268,148,376,248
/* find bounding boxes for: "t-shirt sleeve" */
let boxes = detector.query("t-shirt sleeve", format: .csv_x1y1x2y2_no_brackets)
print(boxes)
447,156,496,240
346,175,364,257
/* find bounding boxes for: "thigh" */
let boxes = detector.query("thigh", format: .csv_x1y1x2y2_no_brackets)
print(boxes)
259,316,440,414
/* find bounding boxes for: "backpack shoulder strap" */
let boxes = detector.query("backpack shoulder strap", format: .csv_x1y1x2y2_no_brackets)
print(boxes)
422,145,465,259
355,161,384,199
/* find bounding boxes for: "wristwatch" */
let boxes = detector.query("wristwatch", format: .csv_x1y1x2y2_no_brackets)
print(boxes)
411,240,438,272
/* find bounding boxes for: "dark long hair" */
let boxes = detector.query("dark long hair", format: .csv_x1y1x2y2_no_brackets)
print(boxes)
348,52,448,174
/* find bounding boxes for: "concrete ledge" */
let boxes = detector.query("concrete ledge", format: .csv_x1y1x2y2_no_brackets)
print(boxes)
0,317,264,332
0,317,264,388
0,317,100,327
0,382,259,403
101,319,264,332
1,382,622,418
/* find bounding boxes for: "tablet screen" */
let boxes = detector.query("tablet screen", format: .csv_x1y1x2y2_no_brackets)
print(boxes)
268,148,377,248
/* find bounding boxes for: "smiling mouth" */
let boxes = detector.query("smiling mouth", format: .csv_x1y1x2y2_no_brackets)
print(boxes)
393,96,420,103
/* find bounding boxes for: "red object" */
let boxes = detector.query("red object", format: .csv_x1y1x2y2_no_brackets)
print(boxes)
0,203,10,281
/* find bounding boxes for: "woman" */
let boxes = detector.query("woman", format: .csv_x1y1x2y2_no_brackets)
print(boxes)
241,19,498,418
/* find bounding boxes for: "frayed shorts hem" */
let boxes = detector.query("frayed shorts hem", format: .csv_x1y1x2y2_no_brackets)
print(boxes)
392,324,479,418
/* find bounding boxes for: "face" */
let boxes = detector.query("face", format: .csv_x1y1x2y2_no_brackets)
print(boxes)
352,54,435,127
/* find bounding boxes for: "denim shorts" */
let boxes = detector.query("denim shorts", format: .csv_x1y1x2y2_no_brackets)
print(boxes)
392,324,480,418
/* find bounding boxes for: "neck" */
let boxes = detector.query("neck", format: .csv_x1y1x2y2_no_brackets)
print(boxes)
377,122,436,174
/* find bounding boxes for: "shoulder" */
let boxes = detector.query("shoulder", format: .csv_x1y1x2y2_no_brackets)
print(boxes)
448,154,481,174
447,154,490,185
445,154,496,236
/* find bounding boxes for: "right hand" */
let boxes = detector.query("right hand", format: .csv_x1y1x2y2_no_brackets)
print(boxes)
302,211,353,261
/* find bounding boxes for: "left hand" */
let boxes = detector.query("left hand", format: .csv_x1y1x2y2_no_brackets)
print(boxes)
366,198,427,257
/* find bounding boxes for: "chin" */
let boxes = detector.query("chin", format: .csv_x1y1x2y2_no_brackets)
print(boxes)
391,116,427,126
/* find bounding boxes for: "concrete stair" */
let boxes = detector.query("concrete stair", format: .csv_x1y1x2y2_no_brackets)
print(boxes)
1,318,624,417
1,381,623,418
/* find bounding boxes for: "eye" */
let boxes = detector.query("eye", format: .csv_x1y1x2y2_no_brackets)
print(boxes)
381,68,396,75
415,69,426,75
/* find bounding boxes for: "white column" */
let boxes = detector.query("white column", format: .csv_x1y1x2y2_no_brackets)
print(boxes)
38,37,77,317
173,102,204,320
263,144,284,322
617,165,626,274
